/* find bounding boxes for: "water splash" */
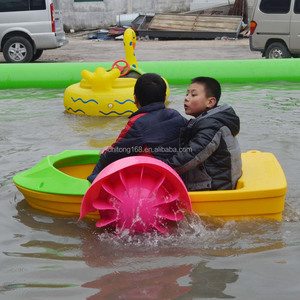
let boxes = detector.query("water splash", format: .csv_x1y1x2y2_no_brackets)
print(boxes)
89,213,292,257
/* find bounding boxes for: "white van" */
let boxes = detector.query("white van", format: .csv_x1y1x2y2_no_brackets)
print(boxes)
250,0,300,58
0,0,68,63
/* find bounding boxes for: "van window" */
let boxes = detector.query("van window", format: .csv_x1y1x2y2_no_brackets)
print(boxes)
259,0,291,14
0,0,45,12
0,0,29,12
295,0,300,13
30,0,46,10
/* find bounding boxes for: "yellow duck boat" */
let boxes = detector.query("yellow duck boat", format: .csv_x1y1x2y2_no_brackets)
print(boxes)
63,29,169,116
13,150,287,221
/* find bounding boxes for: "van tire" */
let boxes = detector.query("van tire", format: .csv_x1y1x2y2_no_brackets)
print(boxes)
31,49,43,62
265,42,292,59
3,36,33,63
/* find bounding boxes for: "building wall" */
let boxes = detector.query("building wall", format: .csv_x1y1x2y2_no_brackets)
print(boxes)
58,0,192,31
190,0,234,11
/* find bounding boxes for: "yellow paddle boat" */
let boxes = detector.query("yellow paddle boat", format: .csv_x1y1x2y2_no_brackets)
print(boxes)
63,28,169,116
13,150,287,221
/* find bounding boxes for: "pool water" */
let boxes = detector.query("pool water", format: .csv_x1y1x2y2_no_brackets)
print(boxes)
0,82,300,299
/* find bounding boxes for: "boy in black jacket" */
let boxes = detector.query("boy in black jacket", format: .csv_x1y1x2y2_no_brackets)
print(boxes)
162,77,242,191
87,73,187,183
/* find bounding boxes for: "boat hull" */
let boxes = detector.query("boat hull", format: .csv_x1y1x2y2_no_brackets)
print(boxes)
14,150,287,221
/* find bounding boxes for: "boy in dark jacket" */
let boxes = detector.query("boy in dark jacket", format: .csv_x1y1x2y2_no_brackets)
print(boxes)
87,73,187,183
162,77,242,191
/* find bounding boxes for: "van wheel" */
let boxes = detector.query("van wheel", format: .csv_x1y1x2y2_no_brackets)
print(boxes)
31,49,44,62
3,36,33,63
265,42,292,59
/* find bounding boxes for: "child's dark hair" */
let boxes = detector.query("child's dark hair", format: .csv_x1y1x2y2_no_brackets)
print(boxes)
134,73,167,106
191,77,221,106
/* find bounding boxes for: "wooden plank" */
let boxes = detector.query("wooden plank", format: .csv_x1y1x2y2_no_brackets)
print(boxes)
149,26,239,32
149,21,240,27
151,13,241,22
148,13,241,33
150,19,198,26
150,18,240,26
150,16,242,25
150,20,241,28
149,23,240,32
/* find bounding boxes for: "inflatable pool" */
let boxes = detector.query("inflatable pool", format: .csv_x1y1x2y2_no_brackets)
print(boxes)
2,58,295,227
1,59,300,89
13,150,287,222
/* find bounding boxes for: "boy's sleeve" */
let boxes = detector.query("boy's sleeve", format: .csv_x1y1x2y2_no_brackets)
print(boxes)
163,126,222,174
99,116,145,167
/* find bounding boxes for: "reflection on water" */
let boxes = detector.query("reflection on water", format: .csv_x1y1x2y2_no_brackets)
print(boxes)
82,262,239,300
83,265,194,300
11,202,241,299
176,261,239,300
63,114,128,149
2,197,292,299
12,200,287,260
1,83,300,299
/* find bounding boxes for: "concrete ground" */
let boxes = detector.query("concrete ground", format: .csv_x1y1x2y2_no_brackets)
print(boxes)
0,34,262,63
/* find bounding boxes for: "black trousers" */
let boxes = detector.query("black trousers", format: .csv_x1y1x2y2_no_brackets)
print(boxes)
87,160,103,183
